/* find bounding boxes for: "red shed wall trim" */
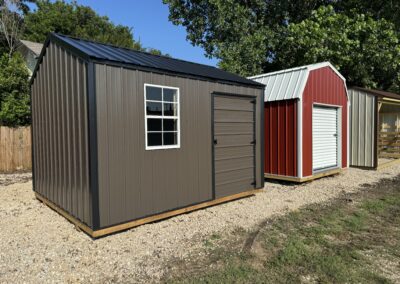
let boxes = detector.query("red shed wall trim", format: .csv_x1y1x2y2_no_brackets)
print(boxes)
264,100,297,177
302,66,348,177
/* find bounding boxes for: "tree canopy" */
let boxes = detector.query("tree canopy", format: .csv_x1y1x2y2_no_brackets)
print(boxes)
23,0,142,50
164,0,400,92
275,6,400,91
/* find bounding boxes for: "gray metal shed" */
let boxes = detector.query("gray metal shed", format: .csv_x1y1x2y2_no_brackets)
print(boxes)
349,87,400,169
30,33,265,237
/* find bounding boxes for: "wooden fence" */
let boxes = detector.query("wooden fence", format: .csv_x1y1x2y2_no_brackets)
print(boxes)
0,126,32,173
379,131,400,159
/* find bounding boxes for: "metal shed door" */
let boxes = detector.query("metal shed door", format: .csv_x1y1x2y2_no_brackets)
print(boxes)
313,106,339,171
213,94,256,199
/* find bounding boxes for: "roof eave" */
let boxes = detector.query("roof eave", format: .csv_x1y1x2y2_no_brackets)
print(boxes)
350,86,400,101
91,58,265,89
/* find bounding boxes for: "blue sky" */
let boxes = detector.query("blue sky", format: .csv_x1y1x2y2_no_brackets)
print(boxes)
29,0,218,66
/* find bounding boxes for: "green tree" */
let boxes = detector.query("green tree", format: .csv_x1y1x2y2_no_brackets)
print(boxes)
335,0,400,31
0,52,30,126
164,0,400,92
23,0,140,49
163,0,333,75
274,6,400,91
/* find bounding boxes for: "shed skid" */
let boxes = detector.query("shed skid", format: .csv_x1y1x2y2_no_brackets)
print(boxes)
35,189,261,238
264,168,344,183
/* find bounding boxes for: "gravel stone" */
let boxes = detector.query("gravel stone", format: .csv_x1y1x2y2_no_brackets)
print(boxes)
0,165,399,283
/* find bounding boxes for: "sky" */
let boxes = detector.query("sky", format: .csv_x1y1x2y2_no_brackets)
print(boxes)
29,0,218,66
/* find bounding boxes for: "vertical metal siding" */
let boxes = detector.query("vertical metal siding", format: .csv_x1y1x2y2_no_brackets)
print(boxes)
264,100,297,177
348,89,376,167
94,64,263,228
302,67,348,177
31,42,92,227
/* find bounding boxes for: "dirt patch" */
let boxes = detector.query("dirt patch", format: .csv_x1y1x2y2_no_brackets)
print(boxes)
0,165,400,283
0,172,31,186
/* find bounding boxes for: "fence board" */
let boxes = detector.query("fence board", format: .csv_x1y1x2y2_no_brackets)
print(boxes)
0,126,32,173
378,131,400,159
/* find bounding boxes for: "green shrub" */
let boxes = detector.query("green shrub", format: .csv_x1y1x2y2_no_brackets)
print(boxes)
0,53,30,126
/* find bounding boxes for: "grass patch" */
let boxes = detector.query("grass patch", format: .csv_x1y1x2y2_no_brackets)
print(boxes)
168,176,400,283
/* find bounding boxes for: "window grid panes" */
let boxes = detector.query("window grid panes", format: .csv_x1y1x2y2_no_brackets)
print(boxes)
145,85,179,149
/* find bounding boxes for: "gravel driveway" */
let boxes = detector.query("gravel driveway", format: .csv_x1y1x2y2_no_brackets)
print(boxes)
1,165,399,283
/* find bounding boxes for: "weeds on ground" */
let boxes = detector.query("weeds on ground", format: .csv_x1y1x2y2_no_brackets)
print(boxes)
169,176,400,283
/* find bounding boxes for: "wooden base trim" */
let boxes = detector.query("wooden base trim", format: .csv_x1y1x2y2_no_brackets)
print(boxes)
377,158,400,170
35,192,94,236
36,189,261,238
265,168,343,183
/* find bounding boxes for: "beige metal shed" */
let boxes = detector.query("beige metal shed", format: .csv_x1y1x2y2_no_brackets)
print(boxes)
349,87,400,169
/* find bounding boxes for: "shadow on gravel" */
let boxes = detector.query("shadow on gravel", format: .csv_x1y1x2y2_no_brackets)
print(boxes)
0,173,32,186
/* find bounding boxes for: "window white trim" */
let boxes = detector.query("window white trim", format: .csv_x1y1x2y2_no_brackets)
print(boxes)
144,83,181,150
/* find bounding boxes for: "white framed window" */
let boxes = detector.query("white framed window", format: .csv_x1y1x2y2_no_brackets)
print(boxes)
144,83,180,150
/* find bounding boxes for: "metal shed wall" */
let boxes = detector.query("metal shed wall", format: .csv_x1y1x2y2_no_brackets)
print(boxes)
264,100,298,177
31,42,92,226
302,67,348,177
94,64,264,229
348,88,376,168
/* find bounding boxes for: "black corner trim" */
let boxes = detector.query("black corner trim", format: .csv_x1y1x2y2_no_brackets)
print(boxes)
87,62,100,230
30,83,35,191
260,89,265,188
211,93,216,200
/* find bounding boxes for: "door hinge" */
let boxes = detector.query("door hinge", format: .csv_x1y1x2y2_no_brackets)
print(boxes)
251,182,256,186
250,100,256,104
251,140,256,144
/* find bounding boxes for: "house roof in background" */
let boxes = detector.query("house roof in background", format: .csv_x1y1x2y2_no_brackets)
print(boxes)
19,40,44,56
249,62,346,102
32,33,264,88
349,86,400,101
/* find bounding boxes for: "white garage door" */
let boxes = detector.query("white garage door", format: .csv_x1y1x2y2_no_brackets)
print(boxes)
313,106,339,171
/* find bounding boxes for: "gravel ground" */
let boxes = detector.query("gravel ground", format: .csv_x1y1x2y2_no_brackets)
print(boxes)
0,165,400,283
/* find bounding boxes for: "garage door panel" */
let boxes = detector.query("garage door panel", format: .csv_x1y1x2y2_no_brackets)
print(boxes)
215,145,253,160
214,109,254,122
215,134,254,146
215,167,254,186
213,95,256,198
214,179,254,199
215,156,254,172
214,122,253,134
214,96,254,111
313,106,338,171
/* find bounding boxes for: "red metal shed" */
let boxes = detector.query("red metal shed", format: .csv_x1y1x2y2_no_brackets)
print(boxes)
250,62,349,182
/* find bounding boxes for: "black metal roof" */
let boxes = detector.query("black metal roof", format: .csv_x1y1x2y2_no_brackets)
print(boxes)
34,33,264,88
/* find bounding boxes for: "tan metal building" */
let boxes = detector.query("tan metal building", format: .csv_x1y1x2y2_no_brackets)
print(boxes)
349,87,400,169
30,33,265,237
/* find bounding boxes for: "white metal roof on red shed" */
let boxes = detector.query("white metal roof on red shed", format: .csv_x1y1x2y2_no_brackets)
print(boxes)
248,62,346,102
